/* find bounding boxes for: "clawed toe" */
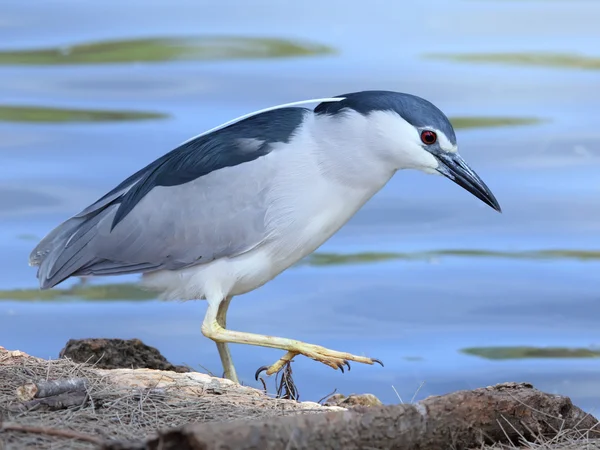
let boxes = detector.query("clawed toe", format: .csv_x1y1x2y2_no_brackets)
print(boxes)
337,360,351,373
255,353,383,380
254,365,269,380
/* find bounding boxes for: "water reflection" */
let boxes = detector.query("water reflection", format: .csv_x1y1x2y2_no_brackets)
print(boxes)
0,105,166,122
0,36,334,65
462,346,600,360
0,106,541,127
6,248,600,301
424,52,600,71
0,283,155,302
304,249,600,267
450,116,543,130
0,100,542,128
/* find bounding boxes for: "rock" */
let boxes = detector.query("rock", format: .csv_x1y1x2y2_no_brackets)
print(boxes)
59,338,190,372
323,393,382,407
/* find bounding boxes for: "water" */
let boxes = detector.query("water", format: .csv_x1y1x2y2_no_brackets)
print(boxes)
1,0,600,410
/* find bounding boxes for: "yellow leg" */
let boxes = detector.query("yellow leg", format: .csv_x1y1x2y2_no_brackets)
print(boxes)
214,296,239,383
201,300,383,380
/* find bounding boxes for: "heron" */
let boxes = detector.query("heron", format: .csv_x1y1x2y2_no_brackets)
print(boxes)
30,90,501,384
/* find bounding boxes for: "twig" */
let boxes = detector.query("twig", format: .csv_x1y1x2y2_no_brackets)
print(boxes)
275,363,298,401
317,388,338,405
391,385,403,404
410,381,426,404
15,378,87,401
9,391,88,412
258,377,267,394
500,414,528,444
0,422,103,445
195,362,215,377
495,418,514,446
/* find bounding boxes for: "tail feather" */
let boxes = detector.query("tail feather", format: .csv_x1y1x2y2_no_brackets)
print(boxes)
78,260,160,276
30,180,145,289
29,217,83,268
30,205,118,290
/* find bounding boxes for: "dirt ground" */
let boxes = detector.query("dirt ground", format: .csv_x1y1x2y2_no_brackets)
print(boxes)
1,344,599,450
0,346,348,449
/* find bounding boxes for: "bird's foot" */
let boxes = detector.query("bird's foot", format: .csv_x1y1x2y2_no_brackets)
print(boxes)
255,345,383,380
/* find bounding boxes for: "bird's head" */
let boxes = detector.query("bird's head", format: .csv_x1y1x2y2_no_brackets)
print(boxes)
314,91,501,212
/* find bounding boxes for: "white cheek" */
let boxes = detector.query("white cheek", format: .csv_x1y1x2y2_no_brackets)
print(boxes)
422,167,441,175
408,148,440,172
368,111,433,167
363,110,452,172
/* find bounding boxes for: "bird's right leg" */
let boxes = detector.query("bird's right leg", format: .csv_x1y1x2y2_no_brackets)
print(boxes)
213,296,239,383
201,298,382,379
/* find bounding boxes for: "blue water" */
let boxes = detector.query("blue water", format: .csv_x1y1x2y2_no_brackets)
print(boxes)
1,0,600,411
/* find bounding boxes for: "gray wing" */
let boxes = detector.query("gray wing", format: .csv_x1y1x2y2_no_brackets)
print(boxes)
30,107,307,289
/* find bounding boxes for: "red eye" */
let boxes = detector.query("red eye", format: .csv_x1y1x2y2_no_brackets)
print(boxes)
420,130,437,145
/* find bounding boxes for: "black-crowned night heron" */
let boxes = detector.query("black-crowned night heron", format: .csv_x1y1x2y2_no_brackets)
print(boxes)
30,90,501,384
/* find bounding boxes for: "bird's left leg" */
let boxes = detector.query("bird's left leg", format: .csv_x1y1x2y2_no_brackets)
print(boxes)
201,299,382,379
213,296,239,383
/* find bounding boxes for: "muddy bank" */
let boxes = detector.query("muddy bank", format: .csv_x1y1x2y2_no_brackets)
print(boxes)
1,341,599,449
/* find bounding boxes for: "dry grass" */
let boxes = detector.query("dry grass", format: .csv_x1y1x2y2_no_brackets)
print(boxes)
480,413,600,449
483,432,600,449
0,350,335,449
1,348,599,449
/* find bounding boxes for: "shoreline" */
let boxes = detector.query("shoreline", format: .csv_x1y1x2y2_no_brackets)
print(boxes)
1,342,599,449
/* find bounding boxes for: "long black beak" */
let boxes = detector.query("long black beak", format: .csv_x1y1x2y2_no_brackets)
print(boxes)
435,152,501,212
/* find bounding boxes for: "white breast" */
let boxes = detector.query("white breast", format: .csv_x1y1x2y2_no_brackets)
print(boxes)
262,158,378,271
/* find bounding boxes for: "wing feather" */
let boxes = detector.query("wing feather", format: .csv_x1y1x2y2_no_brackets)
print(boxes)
29,99,329,289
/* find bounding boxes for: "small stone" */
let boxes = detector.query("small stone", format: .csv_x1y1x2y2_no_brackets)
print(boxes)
323,393,382,408
322,394,346,406
15,382,38,401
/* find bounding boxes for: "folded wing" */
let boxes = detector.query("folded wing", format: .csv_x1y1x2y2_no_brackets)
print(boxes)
30,107,308,289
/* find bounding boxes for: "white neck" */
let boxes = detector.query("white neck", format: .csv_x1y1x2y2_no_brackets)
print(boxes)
302,110,397,192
